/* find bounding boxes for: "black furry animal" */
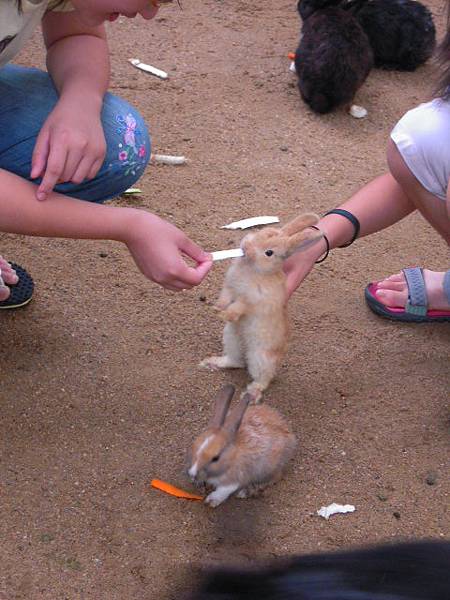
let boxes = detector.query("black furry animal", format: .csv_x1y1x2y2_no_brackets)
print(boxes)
188,540,450,600
295,0,373,114
343,0,436,71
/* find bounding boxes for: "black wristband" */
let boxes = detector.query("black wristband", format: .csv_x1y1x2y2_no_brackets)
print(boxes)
323,209,360,247
309,226,330,264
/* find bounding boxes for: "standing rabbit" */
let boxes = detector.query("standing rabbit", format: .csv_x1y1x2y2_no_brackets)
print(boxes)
295,0,373,114
200,213,323,402
187,384,297,507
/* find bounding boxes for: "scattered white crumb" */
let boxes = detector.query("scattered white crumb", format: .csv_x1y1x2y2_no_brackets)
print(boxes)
349,105,367,119
289,61,296,74
123,188,142,195
128,58,168,80
221,216,280,230
151,154,187,165
317,503,356,520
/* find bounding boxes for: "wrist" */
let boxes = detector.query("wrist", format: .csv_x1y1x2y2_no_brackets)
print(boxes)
116,208,162,247
58,86,104,113
110,207,144,244
300,231,329,263
317,213,357,249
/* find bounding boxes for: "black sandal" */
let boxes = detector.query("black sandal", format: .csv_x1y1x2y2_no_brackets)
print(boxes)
0,263,34,310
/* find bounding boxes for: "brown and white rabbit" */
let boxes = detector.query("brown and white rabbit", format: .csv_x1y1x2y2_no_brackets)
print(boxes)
200,213,323,402
187,384,297,507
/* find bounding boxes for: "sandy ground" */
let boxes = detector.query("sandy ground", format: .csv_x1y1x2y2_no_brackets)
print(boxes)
1,1,449,598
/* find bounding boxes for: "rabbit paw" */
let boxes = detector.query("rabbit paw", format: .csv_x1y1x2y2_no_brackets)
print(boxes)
218,307,242,322
205,492,225,507
213,300,230,312
200,355,244,370
243,384,264,404
199,356,224,370
235,488,249,499
205,484,239,507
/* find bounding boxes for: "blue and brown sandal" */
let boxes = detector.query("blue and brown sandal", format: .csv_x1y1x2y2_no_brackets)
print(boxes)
0,263,34,310
365,267,450,323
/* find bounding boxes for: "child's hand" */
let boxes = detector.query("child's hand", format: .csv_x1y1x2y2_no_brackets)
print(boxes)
125,211,213,291
31,98,106,201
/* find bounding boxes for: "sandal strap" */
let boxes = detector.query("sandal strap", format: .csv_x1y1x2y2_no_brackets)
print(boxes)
403,267,428,316
444,270,450,305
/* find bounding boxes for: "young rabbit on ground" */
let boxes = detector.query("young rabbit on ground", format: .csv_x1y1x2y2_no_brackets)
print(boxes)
200,213,323,402
187,540,450,599
187,384,297,507
343,0,436,71
295,0,373,114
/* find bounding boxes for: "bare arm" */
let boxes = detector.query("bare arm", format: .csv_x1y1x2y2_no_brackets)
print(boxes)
32,12,110,199
284,173,416,297
43,11,109,110
0,169,212,290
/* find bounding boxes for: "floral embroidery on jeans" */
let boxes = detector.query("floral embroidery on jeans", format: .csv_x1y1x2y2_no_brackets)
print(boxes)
115,113,147,176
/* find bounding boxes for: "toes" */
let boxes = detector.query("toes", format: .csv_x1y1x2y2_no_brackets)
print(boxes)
385,272,405,282
376,280,406,292
0,257,19,285
0,284,10,301
375,288,407,308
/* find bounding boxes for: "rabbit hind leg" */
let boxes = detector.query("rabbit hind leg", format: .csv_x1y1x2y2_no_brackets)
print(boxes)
199,322,245,370
236,482,270,499
245,350,279,402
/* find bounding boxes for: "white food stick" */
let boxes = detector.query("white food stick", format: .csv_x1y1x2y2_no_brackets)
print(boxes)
128,58,168,80
221,216,280,230
317,503,356,520
211,248,244,261
123,187,142,194
289,61,296,73
151,154,187,165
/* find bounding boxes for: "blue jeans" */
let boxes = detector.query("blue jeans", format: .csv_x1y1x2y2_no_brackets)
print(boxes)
0,65,151,202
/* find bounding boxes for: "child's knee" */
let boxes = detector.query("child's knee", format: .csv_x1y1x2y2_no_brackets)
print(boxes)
101,93,151,187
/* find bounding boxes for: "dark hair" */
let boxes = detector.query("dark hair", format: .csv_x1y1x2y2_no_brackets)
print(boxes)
435,5,450,98
187,540,450,600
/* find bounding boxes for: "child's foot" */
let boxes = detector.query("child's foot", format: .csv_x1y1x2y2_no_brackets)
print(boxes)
374,269,450,311
0,256,19,301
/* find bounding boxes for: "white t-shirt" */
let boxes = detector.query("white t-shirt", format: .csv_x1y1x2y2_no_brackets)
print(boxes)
0,0,72,68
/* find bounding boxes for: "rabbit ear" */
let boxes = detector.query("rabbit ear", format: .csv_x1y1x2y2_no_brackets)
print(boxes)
281,213,320,236
209,384,235,428
223,393,251,436
283,227,323,258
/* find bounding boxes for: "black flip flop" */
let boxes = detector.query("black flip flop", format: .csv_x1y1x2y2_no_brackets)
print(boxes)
0,263,34,310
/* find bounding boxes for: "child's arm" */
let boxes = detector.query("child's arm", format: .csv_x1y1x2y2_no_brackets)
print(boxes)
0,169,212,291
284,173,415,297
32,12,110,200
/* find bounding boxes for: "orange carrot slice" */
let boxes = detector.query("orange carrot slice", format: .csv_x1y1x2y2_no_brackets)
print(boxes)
288,52,296,60
150,478,204,501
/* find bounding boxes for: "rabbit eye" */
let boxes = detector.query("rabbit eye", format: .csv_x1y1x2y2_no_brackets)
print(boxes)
211,455,220,463
265,249,274,257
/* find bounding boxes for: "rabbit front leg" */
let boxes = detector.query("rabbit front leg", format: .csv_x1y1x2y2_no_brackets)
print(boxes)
214,286,234,311
218,298,248,322
205,482,240,507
